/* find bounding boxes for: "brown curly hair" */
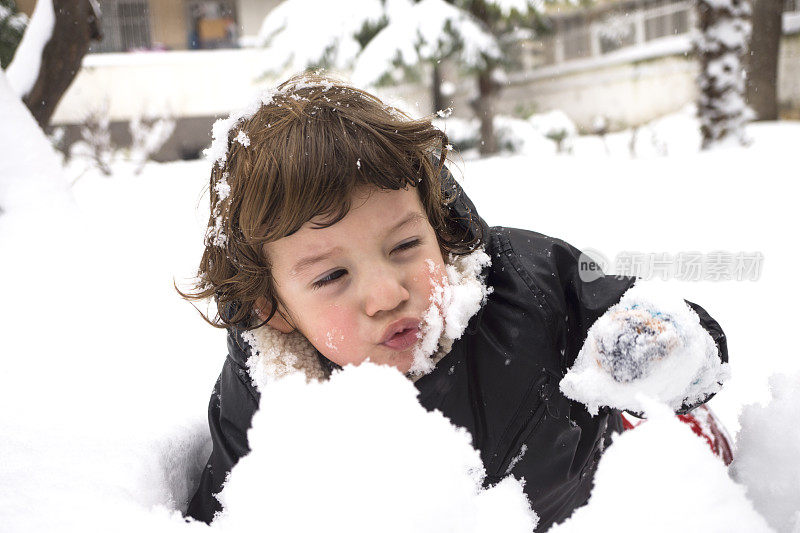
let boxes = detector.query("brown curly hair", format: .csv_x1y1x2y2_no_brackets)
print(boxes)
179,73,478,330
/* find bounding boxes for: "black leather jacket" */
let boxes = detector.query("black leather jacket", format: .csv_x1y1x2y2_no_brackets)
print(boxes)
186,179,727,531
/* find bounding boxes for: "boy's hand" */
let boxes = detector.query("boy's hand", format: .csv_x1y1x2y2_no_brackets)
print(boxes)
559,285,728,416
592,306,681,383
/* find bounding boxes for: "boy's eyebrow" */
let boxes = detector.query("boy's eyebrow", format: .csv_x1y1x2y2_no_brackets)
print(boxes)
290,247,344,277
385,211,426,237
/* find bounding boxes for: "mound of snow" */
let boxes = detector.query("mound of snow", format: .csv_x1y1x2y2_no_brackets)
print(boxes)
213,363,538,532
731,372,800,533
550,399,773,533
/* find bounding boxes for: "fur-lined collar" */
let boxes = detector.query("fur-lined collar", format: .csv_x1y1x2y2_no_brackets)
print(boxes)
241,248,492,393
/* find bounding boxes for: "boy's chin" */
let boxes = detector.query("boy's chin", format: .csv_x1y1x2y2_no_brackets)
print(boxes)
364,348,416,375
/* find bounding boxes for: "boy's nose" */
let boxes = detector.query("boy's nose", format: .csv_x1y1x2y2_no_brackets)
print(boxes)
363,270,410,317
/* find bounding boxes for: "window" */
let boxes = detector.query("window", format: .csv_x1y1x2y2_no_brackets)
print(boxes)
644,1,692,41
89,0,152,53
186,1,238,50
561,17,592,60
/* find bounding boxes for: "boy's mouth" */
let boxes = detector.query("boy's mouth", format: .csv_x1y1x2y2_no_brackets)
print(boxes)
380,318,421,350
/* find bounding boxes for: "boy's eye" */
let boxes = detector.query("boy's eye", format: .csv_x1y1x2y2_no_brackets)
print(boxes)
312,269,347,289
392,238,421,254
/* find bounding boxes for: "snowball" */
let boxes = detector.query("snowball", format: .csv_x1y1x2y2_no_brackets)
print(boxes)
550,397,773,532
560,284,729,415
213,364,537,532
731,372,800,533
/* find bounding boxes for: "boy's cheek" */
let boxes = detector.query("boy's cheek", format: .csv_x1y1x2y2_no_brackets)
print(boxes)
308,308,363,365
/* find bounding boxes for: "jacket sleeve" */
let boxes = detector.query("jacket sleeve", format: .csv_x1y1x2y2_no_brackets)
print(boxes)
502,229,727,402
186,357,260,524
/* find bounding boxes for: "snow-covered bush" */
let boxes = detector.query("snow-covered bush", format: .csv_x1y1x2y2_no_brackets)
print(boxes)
130,113,176,174
731,372,800,533
528,110,577,153
70,104,176,177
71,101,114,176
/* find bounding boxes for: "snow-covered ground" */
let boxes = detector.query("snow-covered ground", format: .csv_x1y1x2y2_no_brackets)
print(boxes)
2,81,799,532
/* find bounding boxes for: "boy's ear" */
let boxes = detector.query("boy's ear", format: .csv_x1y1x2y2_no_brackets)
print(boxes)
254,296,295,333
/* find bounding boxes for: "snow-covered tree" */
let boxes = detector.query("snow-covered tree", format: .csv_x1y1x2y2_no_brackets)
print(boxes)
256,0,541,156
5,0,101,129
353,0,541,155
255,0,386,75
694,0,752,148
352,0,500,88
0,0,28,68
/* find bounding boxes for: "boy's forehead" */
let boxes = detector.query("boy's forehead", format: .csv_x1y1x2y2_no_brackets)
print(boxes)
268,188,428,260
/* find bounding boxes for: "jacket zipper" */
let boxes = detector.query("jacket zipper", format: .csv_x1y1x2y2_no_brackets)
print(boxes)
488,372,551,482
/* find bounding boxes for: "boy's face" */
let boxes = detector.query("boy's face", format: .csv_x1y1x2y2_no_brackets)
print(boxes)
263,186,447,374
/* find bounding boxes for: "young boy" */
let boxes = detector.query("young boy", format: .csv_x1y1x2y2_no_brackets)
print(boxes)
183,74,728,530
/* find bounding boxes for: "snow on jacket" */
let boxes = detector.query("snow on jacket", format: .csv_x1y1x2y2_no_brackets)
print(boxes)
186,174,728,531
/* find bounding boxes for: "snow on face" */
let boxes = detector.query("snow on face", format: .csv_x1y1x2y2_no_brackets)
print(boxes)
560,283,729,415
410,249,492,376
262,186,448,375
213,363,538,532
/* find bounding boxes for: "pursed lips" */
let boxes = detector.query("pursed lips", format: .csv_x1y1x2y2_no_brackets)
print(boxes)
379,317,422,350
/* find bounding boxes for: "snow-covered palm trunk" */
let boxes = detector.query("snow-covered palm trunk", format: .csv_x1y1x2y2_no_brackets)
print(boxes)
694,0,752,149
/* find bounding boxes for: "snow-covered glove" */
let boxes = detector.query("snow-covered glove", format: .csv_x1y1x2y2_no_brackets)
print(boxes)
593,306,680,383
560,285,729,416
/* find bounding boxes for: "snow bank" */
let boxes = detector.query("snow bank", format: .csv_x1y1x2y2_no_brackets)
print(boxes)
560,284,729,415
1,72,221,531
731,372,800,533
5,0,54,97
433,115,555,156
0,72,71,225
550,398,773,532
213,363,538,532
